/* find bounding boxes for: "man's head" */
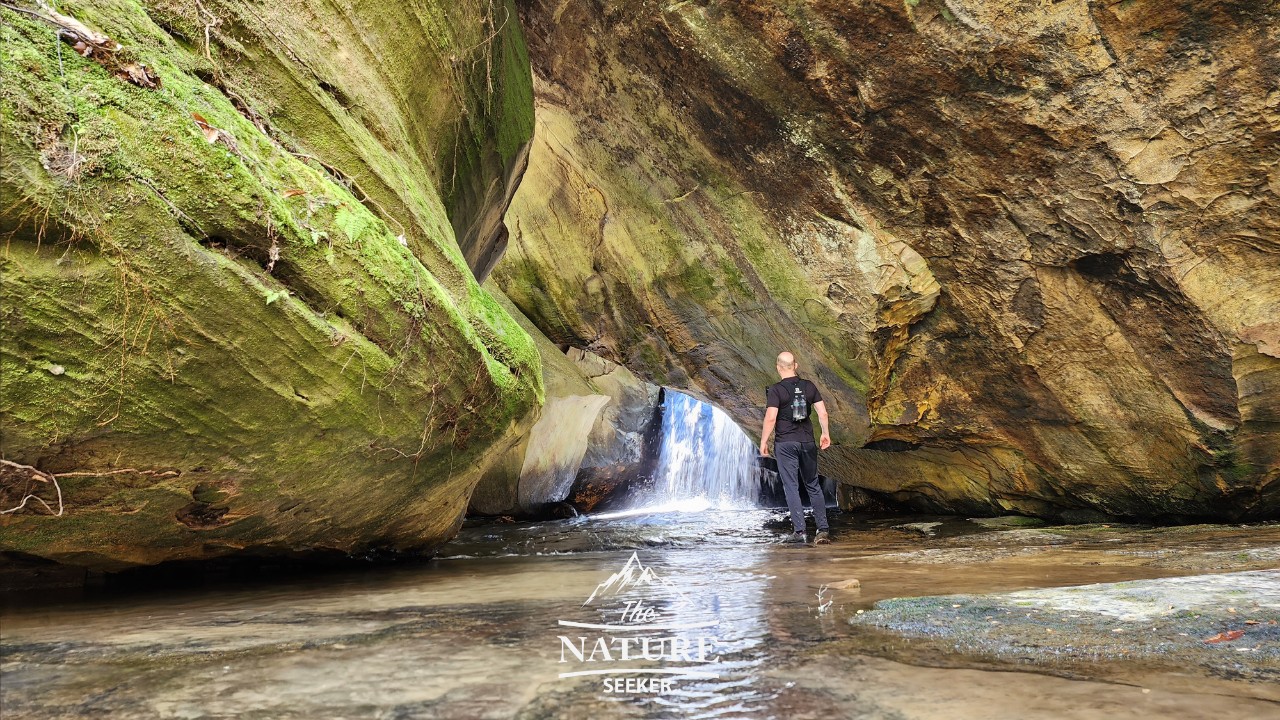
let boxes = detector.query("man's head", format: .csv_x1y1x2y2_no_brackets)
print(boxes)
776,351,798,378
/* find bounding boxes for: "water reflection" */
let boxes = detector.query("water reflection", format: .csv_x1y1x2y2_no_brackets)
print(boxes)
0,510,788,719
552,542,775,718
5,513,1278,719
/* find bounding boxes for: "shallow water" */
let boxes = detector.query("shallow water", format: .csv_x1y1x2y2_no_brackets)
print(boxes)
2,510,1278,719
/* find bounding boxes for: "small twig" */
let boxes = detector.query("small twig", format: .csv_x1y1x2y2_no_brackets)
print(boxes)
814,584,833,614
54,18,65,79
0,480,62,516
0,2,48,22
63,130,81,178
192,0,219,63
1,459,54,482
662,187,698,204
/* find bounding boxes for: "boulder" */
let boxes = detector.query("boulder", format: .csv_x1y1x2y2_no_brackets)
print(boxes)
0,0,538,569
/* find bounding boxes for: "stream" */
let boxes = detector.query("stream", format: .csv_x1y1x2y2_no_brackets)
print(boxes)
2,509,1278,719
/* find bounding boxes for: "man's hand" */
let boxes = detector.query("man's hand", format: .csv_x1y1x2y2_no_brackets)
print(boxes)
814,401,831,450
760,406,778,458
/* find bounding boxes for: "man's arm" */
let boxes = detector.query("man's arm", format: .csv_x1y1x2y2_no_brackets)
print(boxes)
760,407,778,457
814,400,831,450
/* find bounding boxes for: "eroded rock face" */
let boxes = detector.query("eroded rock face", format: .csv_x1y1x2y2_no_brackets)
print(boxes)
469,292,661,517
0,0,539,569
496,0,1280,519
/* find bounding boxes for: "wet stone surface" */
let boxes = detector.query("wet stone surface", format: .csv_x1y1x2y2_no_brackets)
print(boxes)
849,570,1280,685
1,511,1278,719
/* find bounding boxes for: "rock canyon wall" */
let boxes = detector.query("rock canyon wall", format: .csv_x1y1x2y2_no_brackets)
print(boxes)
496,0,1279,521
2,0,1277,572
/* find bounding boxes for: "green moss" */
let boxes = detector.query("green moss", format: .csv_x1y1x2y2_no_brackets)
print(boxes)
634,341,673,387
438,0,534,252
0,0,542,568
494,1,535,164
719,260,752,299
666,261,719,303
1206,445,1256,484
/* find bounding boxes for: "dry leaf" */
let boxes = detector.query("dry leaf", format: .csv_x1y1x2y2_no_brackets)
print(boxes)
191,113,220,143
282,188,307,198
34,5,161,89
190,112,238,153
118,63,160,89
1203,630,1245,644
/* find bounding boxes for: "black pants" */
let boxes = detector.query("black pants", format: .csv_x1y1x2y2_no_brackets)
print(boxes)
775,440,828,533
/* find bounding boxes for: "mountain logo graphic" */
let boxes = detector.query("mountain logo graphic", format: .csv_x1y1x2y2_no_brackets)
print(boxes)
555,551,725,692
582,551,693,608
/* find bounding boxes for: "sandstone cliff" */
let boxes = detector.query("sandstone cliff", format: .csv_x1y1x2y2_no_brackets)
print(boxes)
0,0,539,568
2,0,1276,578
496,0,1279,520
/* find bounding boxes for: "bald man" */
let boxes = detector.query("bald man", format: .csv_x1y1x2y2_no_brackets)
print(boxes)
760,351,832,544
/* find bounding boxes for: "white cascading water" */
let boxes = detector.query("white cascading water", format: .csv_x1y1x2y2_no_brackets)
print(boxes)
629,389,761,512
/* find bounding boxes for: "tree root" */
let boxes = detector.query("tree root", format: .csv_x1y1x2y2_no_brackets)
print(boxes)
0,460,181,517
0,459,63,517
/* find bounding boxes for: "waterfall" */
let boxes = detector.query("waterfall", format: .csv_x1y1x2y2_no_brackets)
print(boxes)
634,389,761,511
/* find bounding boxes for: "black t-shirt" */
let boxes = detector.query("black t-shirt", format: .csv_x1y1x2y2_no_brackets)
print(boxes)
766,377,823,443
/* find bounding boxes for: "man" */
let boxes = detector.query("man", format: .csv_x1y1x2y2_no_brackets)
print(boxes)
760,351,832,545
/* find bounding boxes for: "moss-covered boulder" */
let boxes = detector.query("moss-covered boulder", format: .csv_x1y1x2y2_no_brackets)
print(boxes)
0,0,539,569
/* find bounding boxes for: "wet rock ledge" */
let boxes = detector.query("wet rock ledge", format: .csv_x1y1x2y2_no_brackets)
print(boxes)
850,570,1280,687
